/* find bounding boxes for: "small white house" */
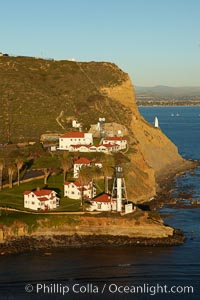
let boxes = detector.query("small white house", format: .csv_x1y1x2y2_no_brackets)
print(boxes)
102,137,127,150
24,189,59,211
59,132,93,150
64,181,96,200
87,193,117,212
72,120,81,128
73,157,103,178
73,157,91,178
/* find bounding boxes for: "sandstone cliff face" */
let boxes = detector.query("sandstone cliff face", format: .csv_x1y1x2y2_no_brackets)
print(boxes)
0,215,173,243
101,75,184,201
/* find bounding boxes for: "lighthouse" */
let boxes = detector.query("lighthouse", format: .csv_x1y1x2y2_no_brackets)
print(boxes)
111,165,127,212
154,116,159,128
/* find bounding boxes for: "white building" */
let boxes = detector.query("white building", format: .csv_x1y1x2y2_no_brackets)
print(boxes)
68,145,90,152
59,132,93,150
73,157,91,178
24,189,59,211
102,137,127,150
64,181,96,200
87,193,116,212
73,157,102,178
72,120,81,128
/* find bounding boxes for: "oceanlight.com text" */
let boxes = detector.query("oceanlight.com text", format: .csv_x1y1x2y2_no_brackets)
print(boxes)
25,282,194,296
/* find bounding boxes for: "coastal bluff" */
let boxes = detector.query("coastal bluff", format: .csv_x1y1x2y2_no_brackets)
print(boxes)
0,56,190,201
0,213,185,254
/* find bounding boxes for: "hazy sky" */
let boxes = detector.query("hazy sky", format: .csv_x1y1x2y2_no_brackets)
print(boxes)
0,0,200,86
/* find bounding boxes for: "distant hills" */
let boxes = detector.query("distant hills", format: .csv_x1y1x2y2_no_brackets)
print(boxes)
135,85,200,106
135,85,200,98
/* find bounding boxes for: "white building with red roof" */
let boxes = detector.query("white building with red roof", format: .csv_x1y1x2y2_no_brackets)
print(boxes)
73,157,91,178
102,137,127,150
24,189,59,211
59,132,93,150
87,193,117,212
73,157,102,178
64,181,96,200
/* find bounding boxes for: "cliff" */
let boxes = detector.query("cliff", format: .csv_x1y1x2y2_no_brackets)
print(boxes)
0,56,188,201
0,212,186,254
0,213,173,242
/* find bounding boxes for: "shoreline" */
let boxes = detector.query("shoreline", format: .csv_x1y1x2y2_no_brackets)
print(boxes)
0,229,185,255
0,159,198,255
155,159,199,193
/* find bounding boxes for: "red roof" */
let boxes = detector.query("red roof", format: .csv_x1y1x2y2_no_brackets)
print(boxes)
103,137,126,141
64,181,82,187
38,197,49,202
74,157,91,165
102,144,116,148
61,132,85,138
24,190,31,195
34,190,53,197
92,193,112,203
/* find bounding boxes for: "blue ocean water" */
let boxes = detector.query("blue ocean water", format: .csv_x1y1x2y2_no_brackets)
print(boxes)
0,107,200,300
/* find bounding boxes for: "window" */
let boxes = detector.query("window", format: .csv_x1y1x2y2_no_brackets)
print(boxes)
70,139,73,141
61,139,63,141
32,194,34,197
71,191,74,194
97,203,101,209
32,202,35,205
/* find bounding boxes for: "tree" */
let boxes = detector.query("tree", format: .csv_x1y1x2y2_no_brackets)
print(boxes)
33,155,59,185
60,153,72,183
8,165,15,188
102,158,113,193
79,166,90,210
89,165,102,198
15,158,24,186
0,160,4,190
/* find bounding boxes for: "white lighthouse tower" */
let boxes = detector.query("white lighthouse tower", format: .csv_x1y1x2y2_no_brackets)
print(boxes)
154,116,159,128
111,165,127,212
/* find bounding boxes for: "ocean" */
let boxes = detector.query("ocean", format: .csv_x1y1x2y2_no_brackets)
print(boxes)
0,106,200,300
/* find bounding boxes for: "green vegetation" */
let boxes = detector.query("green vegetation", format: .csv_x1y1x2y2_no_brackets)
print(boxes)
0,56,130,143
0,210,81,233
0,174,81,211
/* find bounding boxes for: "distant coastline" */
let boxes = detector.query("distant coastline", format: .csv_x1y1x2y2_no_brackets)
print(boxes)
137,100,200,107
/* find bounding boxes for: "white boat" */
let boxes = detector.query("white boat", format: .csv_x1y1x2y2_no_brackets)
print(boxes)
171,113,174,117
154,116,159,128
176,113,180,117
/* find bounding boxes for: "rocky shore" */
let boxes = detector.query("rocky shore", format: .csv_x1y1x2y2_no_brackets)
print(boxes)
0,229,185,255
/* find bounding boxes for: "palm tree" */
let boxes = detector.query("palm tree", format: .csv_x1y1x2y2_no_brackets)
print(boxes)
0,160,4,190
15,158,23,186
79,166,90,210
8,165,15,188
60,153,72,183
89,165,102,198
103,161,113,193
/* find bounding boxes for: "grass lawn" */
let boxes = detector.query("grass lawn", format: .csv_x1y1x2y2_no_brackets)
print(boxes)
0,210,81,231
0,174,82,212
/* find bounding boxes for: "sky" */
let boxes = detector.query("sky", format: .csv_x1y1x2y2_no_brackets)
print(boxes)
0,0,200,86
